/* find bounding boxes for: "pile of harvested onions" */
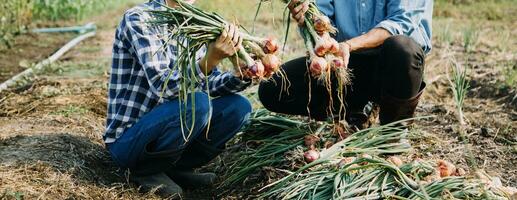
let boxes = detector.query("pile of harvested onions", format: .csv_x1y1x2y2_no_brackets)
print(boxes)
149,0,282,80
222,110,517,199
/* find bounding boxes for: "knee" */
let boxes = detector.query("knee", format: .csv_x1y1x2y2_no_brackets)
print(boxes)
258,81,277,111
383,36,425,66
190,92,211,121
383,36,425,76
226,94,252,121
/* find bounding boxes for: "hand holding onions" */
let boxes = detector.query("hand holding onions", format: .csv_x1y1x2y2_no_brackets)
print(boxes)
149,0,282,81
287,0,350,84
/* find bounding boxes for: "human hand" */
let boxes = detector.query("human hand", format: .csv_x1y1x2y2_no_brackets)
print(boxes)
202,24,243,73
287,0,309,26
337,41,352,68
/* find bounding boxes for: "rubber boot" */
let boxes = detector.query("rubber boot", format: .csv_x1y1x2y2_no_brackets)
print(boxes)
129,172,183,198
346,102,378,130
166,139,223,188
379,82,426,126
167,170,217,188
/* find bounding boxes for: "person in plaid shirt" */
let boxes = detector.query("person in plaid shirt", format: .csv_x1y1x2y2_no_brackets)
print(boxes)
105,0,252,197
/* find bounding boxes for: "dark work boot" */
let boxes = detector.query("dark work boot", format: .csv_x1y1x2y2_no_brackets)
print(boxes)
130,172,183,198
379,82,426,126
172,139,224,170
166,139,223,188
347,102,379,130
167,170,217,188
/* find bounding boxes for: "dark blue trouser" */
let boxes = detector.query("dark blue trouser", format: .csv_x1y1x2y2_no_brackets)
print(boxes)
107,92,252,175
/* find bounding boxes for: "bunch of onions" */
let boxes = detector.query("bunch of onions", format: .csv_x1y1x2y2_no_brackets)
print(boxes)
290,0,349,85
149,0,282,80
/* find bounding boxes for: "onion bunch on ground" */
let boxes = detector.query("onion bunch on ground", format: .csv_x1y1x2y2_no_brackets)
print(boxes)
262,156,513,199
222,110,517,199
221,109,413,187
149,0,283,81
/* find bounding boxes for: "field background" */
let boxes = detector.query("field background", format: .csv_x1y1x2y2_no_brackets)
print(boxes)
0,0,515,199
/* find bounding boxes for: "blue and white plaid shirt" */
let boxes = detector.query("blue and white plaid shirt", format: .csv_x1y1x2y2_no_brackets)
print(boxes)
104,0,251,143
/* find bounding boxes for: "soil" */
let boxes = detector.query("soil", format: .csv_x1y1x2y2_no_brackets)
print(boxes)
0,32,74,83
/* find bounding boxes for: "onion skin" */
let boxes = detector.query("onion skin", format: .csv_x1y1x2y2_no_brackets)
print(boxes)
437,160,456,177
304,135,320,148
338,157,357,168
333,122,348,140
454,168,466,176
328,38,340,55
304,150,320,163
314,39,331,57
387,156,404,167
313,15,332,34
330,57,344,70
261,54,281,76
309,57,327,77
248,61,265,78
262,37,279,54
324,140,334,149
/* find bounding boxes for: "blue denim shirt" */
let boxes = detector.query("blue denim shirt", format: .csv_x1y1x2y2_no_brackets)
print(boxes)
316,0,433,54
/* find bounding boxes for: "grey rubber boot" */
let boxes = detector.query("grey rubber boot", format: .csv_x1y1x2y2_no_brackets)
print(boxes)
166,139,223,188
167,170,217,188
130,172,183,198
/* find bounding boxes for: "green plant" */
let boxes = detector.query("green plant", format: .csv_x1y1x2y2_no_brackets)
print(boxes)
502,61,517,88
222,109,414,187
0,0,32,49
447,58,469,126
462,26,479,52
436,22,454,46
32,0,135,21
51,105,88,117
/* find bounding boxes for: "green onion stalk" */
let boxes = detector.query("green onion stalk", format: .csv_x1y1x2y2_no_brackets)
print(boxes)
147,0,282,141
221,110,310,187
262,156,512,199
257,0,350,121
222,111,413,188
149,0,283,79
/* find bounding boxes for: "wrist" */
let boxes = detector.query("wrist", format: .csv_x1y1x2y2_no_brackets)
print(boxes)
200,54,222,74
343,40,353,52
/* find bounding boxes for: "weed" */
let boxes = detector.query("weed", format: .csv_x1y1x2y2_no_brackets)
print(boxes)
51,105,88,117
447,57,470,125
462,26,478,53
502,61,517,88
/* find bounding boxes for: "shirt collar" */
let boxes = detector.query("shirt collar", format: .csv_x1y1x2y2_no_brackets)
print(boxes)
149,0,167,10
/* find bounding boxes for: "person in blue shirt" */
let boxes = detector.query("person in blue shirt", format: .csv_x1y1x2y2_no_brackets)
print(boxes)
106,0,253,197
259,0,433,130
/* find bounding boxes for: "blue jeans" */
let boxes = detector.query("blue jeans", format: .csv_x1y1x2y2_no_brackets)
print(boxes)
107,92,251,175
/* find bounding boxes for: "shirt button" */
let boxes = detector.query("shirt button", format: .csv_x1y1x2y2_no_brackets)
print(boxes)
361,3,366,7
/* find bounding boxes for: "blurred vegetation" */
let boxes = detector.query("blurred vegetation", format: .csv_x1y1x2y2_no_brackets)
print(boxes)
0,0,32,49
434,0,517,21
0,0,142,50
32,0,137,21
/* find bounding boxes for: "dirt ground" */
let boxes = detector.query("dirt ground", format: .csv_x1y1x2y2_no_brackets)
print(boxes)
0,1,515,199
0,33,74,83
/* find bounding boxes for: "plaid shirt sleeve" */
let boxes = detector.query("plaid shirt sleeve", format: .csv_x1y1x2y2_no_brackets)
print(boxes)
203,68,251,97
125,10,250,99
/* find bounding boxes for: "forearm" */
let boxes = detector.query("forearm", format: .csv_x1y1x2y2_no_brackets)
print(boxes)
199,54,222,75
346,28,391,52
